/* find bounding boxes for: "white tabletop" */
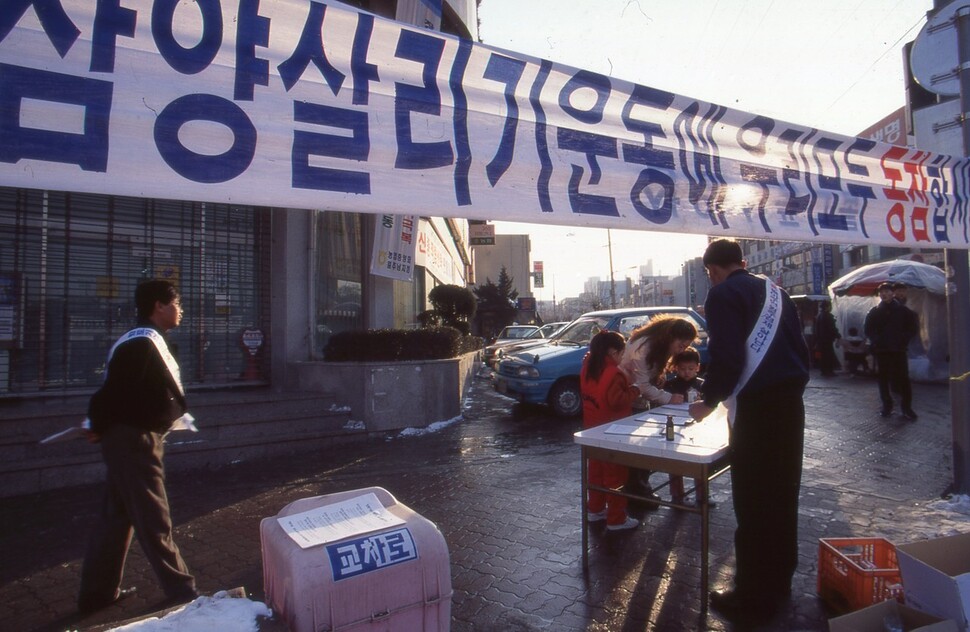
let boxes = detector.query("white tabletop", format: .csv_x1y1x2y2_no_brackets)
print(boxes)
573,404,730,464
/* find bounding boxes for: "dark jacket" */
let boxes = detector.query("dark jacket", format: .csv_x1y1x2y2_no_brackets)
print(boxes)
663,375,704,398
88,322,187,434
864,299,918,354
701,270,810,407
815,311,840,346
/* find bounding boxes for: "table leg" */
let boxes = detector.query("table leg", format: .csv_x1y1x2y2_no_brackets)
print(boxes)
699,474,709,611
581,447,588,573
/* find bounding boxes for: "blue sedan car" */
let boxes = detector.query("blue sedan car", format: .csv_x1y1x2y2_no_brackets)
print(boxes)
492,307,709,417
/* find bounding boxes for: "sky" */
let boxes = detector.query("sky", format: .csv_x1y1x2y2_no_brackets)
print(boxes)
476,0,934,299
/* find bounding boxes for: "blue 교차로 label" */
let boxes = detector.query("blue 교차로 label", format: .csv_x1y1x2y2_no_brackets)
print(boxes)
326,527,418,581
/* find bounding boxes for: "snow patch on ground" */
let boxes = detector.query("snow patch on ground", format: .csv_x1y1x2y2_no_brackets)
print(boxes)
107,591,272,632
391,415,462,438
926,494,970,517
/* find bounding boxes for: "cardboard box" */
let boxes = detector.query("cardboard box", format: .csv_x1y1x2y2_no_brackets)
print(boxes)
829,600,959,632
896,532,970,630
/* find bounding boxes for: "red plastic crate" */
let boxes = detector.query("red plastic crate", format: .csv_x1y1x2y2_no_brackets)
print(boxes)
818,537,905,614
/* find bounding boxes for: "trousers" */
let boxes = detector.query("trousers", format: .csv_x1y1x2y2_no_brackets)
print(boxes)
587,459,629,525
875,351,912,411
79,424,195,604
730,382,805,596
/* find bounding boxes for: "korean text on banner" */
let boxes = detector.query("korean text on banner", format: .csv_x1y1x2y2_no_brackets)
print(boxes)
1,0,968,249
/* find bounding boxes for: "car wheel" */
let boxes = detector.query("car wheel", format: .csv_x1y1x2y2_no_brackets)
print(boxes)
549,378,582,417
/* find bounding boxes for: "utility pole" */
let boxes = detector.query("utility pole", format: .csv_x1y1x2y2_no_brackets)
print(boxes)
949,1,970,493
607,229,616,309
912,0,970,493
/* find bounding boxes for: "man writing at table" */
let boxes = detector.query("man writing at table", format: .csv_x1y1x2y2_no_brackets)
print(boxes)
689,239,810,623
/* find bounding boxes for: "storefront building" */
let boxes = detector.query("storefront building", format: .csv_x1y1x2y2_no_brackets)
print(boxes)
0,0,477,399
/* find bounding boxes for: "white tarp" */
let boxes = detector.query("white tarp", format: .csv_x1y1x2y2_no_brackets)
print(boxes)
1,0,969,249
832,291,949,383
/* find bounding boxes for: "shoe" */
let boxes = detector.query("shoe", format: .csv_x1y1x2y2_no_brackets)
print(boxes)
880,407,893,418
709,588,785,622
78,586,138,614
628,492,662,512
586,509,607,522
606,516,639,531
902,409,918,421
672,497,718,510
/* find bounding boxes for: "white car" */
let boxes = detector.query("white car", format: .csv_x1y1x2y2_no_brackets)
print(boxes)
483,322,569,369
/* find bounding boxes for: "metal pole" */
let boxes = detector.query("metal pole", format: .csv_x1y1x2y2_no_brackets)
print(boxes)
607,229,616,308
948,1,970,493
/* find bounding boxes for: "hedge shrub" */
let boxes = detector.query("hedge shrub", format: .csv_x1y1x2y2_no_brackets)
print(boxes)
323,327,483,362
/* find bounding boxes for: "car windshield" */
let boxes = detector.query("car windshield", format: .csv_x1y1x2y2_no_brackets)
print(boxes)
615,312,708,341
555,311,707,346
500,326,538,339
556,317,610,344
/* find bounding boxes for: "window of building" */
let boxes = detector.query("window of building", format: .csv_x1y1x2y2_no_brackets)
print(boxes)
0,188,270,395
315,212,365,355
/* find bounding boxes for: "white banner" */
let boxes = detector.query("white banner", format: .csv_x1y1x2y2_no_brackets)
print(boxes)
370,213,417,281
1,0,968,249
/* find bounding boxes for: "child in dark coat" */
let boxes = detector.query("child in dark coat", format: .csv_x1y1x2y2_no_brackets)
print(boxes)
663,348,706,505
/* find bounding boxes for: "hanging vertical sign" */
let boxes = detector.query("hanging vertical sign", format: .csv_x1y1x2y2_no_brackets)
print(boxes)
468,221,495,245
370,214,417,281
533,261,544,288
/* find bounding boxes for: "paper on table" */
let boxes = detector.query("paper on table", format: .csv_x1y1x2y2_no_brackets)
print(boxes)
633,413,694,426
662,402,691,411
604,423,661,437
277,492,406,549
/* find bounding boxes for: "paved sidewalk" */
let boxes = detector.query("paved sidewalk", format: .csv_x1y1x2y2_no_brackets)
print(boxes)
0,370,961,631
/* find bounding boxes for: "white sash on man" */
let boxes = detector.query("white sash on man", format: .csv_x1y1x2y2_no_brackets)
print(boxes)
84,328,197,432
722,277,783,427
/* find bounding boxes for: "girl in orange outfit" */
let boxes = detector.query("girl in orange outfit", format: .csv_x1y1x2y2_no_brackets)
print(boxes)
581,330,642,531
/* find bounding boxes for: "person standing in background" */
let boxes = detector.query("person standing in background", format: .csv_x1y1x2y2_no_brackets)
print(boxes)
865,282,919,420
78,280,199,615
814,301,841,377
689,240,810,624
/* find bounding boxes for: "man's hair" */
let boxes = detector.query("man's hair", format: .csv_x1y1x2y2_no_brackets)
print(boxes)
702,239,743,267
672,347,701,365
877,282,894,292
135,280,179,319
892,282,908,290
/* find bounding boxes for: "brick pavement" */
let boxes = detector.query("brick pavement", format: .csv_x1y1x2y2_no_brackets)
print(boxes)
0,370,960,632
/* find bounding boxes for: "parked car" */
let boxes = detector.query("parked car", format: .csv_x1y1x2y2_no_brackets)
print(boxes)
482,325,541,367
488,321,570,369
492,307,708,417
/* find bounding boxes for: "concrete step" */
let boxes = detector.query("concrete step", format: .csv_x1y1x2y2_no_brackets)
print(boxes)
0,387,366,498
